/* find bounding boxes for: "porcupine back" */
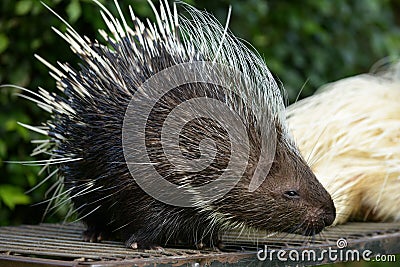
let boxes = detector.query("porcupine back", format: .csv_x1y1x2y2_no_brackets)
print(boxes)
20,0,335,248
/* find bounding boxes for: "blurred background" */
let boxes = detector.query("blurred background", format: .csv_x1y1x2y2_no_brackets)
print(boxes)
0,0,399,245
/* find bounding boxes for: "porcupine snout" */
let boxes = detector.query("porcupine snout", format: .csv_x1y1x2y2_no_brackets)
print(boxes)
302,193,336,235
297,168,336,235
323,202,336,226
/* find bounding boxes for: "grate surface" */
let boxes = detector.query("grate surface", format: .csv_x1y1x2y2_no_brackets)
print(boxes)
0,222,399,266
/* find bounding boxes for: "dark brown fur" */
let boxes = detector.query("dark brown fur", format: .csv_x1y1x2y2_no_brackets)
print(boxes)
64,83,335,248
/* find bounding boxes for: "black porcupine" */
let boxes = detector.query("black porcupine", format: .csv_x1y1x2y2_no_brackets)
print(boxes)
20,0,336,249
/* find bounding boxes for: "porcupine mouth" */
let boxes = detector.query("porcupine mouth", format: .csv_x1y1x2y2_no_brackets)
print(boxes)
299,224,325,236
287,208,336,236
286,222,324,236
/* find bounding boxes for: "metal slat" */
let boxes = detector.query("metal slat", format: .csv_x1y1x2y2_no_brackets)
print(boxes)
0,222,400,266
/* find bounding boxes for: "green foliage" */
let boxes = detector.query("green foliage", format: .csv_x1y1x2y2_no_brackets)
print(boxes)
197,0,400,100
0,0,399,227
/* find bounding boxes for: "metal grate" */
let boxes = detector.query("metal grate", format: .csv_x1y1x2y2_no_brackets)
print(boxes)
0,222,399,266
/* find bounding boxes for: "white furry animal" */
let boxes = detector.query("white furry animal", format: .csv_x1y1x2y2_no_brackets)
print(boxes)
287,64,400,224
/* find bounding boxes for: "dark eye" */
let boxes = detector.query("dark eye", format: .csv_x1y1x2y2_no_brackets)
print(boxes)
284,190,300,199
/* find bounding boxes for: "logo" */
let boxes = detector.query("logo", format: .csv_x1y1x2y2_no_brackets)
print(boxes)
336,238,347,249
257,238,374,262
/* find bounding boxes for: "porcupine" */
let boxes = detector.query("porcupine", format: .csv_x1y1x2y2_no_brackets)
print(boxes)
286,62,400,225
19,0,336,249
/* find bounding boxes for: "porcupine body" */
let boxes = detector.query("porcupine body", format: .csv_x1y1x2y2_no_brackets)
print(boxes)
287,64,400,225
24,1,335,249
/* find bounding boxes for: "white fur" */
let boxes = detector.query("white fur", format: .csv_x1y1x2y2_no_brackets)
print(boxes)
287,65,400,224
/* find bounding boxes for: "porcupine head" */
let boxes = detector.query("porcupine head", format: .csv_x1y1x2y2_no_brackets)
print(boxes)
21,0,335,249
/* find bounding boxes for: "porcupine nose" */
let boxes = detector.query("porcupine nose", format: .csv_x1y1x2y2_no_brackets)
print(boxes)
323,202,336,227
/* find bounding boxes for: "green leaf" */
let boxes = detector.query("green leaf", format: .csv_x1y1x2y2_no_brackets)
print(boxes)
0,184,31,210
0,140,6,158
0,34,9,54
66,0,82,23
5,119,18,132
15,0,33,16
